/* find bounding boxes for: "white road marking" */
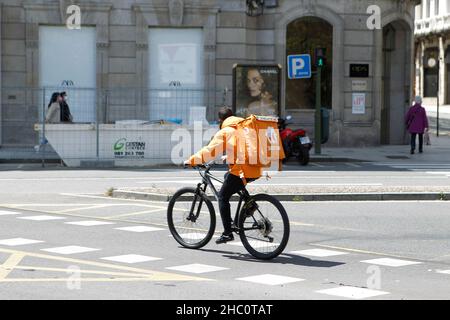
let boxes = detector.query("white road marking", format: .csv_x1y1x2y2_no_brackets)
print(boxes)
52,205,112,214
115,226,165,233
426,172,450,174
137,181,383,186
41,246,100,255
166,264,229,274
436,270,450,275
137,180,202,185
316,286,389,299
228,240,280,248
101,254,162,264
0,210,21,216
18,215,66,221
237,274,304,286
274,171,337,173
361,258,422,267
0,177,195,181
290,249,349,257
175,233,210,240
0,238,44,246
5,203,156,207
251,183,383,186
373,163,450,166
60,193,167,204
65,221,116,227
106,208,166,219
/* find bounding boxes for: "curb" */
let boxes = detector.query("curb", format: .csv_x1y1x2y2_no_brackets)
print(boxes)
307,158,369,163
0,157,366,166
112,190,450,202
0,159,61,164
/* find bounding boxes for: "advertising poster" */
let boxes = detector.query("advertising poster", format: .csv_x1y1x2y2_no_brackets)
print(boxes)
233,64,281,117
352,93,366,114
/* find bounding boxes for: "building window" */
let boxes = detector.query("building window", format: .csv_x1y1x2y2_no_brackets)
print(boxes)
435,0,440,15
39,26,97,122
148,28,203,89
416,4,422,19
286,17,333,110
148,28,204,122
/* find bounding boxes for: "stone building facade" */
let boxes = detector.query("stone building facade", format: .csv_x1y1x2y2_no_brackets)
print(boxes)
0,0,419,149
414,0,450,106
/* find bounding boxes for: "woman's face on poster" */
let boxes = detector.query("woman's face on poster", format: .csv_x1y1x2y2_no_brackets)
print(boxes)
246,69,264,98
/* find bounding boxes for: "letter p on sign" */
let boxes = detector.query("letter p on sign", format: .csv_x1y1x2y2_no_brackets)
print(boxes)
288,54,311,79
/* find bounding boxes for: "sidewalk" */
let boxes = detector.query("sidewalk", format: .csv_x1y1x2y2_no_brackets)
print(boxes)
423,103,450,136
0,146,60,163
316,133,450,163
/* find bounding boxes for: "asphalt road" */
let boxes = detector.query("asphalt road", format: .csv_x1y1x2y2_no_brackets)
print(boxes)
0,163,449,300
1,161,450,195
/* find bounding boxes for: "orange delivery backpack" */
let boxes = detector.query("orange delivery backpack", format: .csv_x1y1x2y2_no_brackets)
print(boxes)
234,115,286,171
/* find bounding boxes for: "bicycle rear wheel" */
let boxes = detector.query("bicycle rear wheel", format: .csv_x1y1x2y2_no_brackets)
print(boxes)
238,194,290,260
167,187,216,249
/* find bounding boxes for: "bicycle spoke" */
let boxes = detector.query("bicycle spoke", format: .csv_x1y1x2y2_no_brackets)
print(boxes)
239,195,289,259
168,188,215,249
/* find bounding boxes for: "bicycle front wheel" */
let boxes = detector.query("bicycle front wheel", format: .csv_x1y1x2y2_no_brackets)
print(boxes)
167,188,216,249
238,194,290,260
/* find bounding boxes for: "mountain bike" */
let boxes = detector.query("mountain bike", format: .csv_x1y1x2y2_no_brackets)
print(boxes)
167,162,290,260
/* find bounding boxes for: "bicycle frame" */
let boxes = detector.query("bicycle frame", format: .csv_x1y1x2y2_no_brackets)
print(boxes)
194,164,258,233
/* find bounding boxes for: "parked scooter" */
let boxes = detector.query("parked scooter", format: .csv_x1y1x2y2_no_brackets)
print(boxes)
278,116,313,166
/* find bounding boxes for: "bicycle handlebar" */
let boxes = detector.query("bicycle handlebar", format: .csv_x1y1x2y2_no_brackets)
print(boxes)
186,160,216,171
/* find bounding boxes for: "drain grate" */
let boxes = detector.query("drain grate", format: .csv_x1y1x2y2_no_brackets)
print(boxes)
386,155,410,159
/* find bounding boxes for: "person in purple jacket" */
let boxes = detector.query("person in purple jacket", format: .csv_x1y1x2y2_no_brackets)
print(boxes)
405,96,429,154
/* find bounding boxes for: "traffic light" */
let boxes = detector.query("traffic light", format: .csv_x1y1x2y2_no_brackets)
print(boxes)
315,48,326,67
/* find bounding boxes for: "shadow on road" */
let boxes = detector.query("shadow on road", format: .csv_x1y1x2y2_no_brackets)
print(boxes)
184,247,345,268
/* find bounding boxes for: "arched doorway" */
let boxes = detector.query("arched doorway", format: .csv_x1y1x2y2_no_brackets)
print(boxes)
381,20,412,145
286,17,333,110
423,47,439,98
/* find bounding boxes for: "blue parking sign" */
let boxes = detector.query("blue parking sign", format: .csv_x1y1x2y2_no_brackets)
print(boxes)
287,54,312,79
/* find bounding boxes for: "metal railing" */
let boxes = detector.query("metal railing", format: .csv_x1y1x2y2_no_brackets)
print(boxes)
0,87,228,167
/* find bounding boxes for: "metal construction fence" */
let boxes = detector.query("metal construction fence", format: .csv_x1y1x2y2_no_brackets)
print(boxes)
0,87,228,167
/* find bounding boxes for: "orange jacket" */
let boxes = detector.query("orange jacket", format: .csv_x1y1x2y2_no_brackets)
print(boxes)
188,116,262,179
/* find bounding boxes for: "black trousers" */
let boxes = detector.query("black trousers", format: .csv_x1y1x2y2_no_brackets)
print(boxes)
218,173,255,234
410,133,424,152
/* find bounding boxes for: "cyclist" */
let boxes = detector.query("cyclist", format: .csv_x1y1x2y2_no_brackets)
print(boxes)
184,107,262,244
